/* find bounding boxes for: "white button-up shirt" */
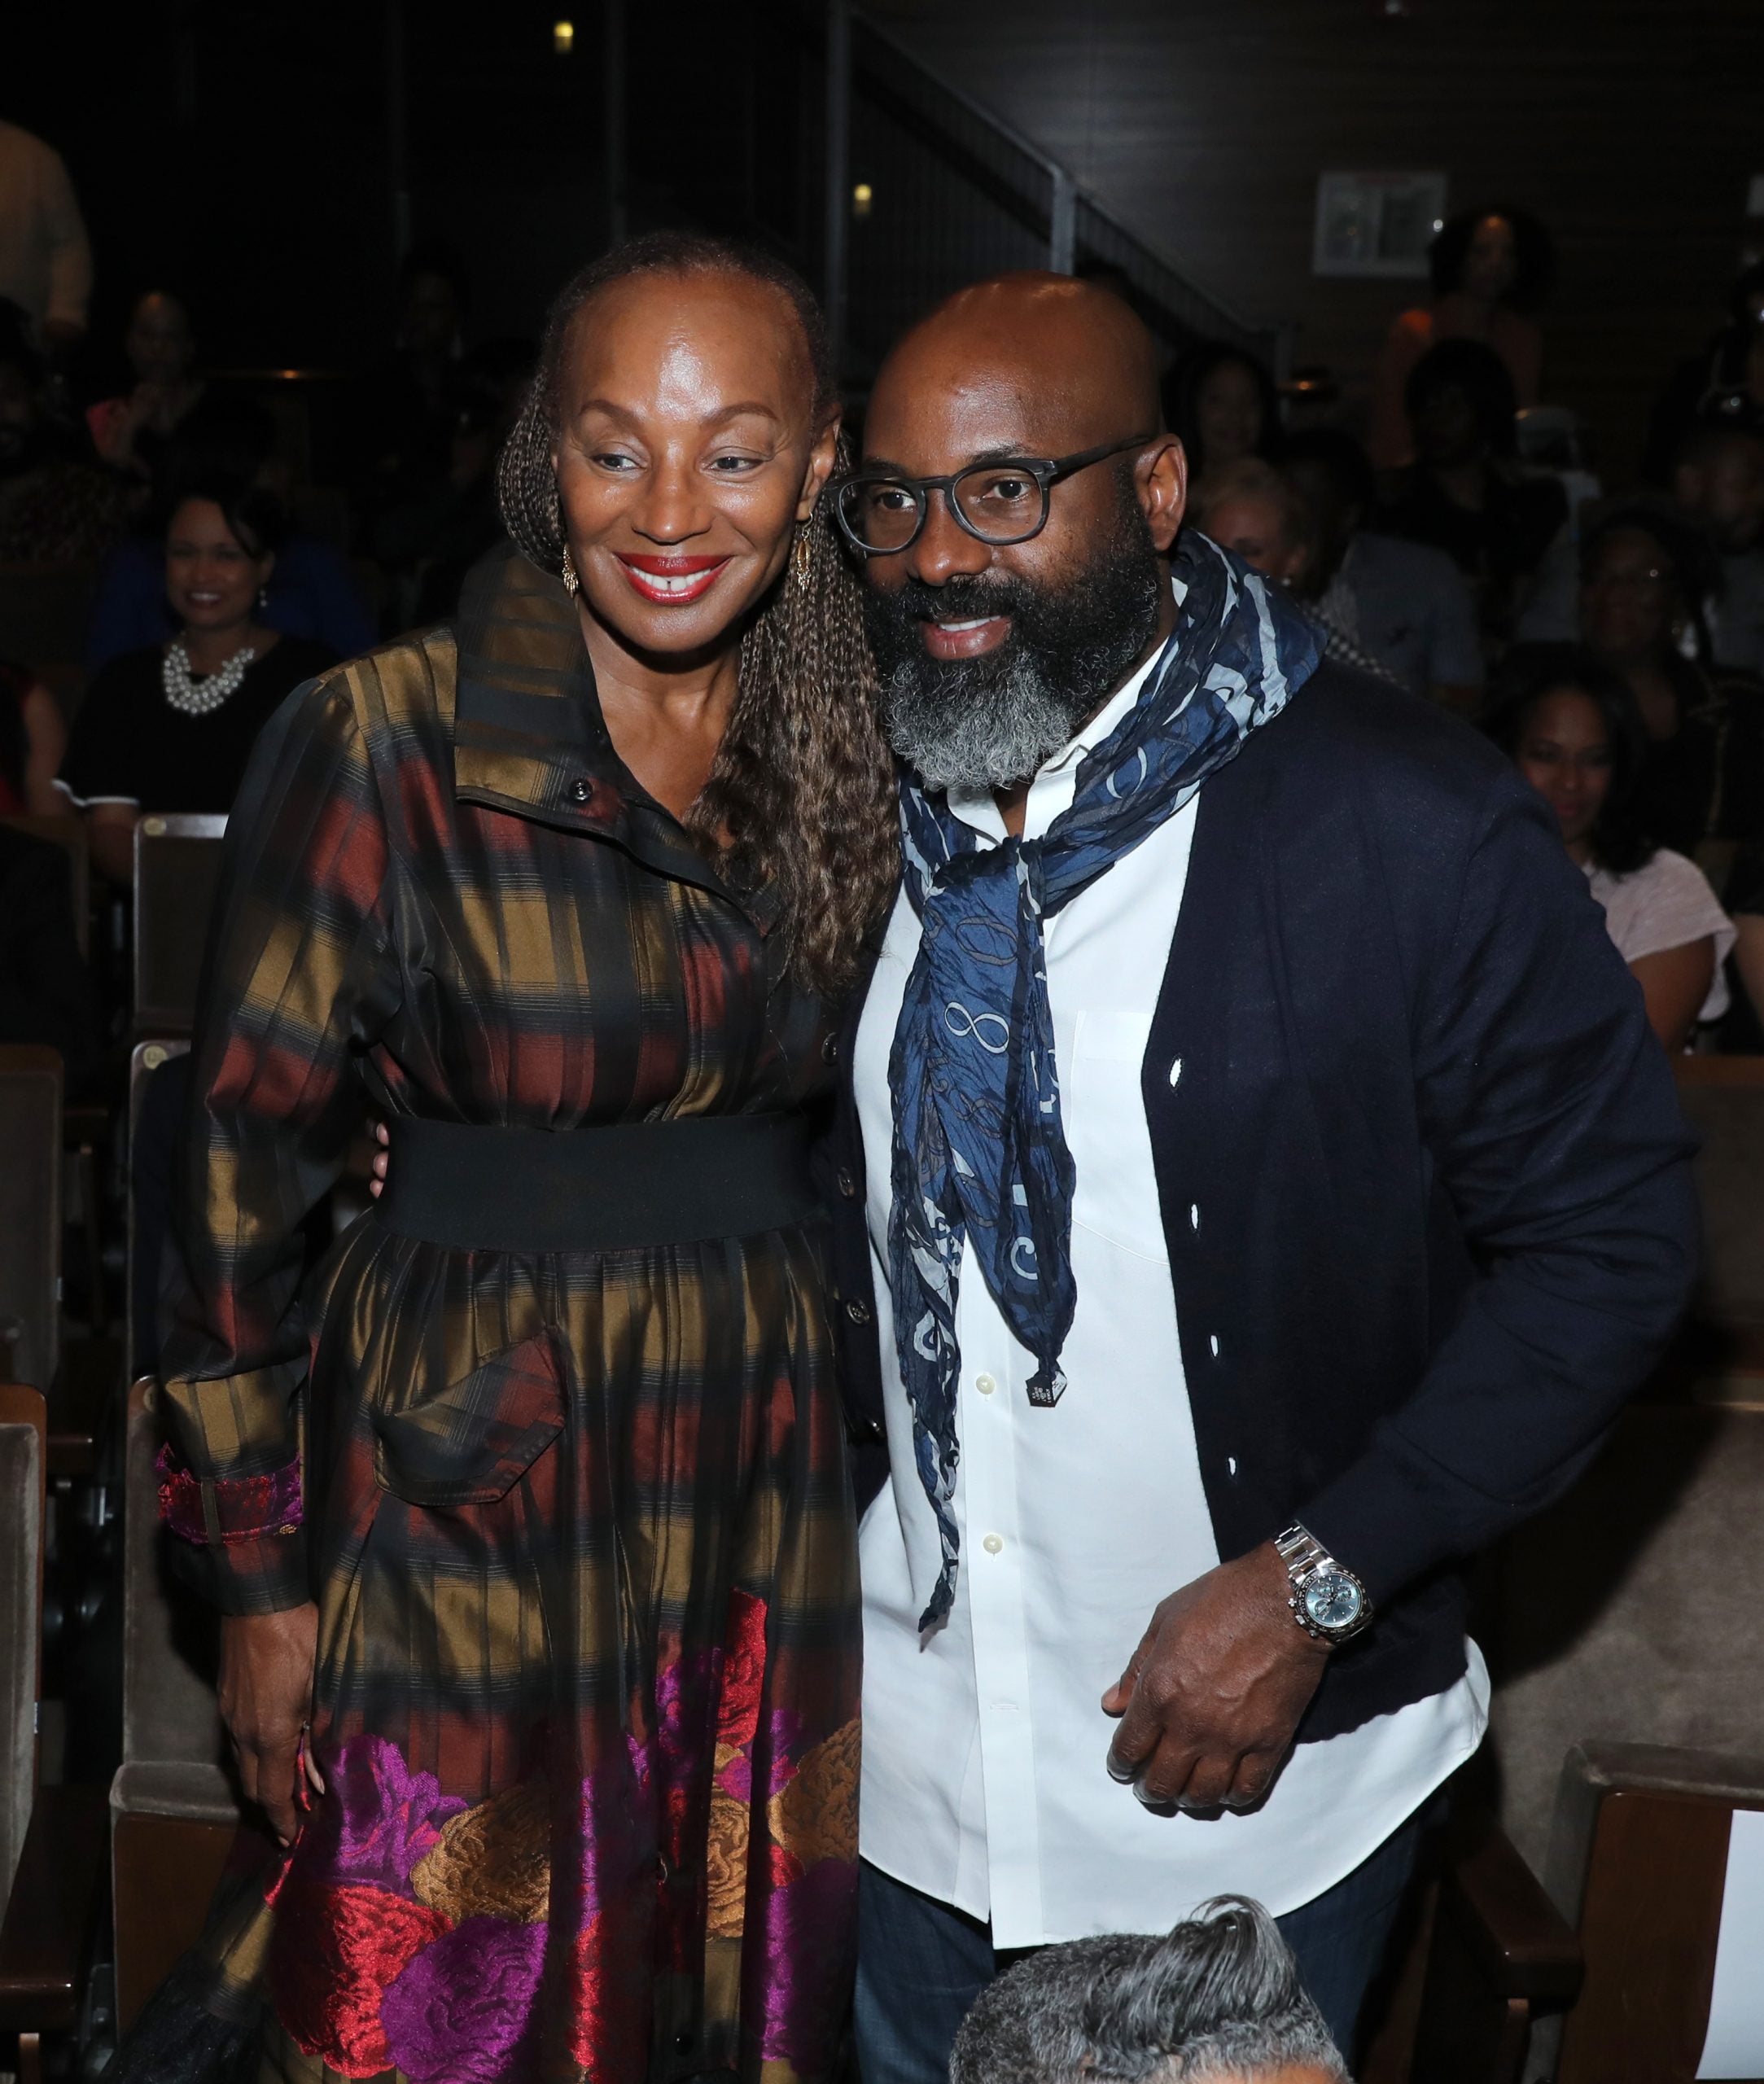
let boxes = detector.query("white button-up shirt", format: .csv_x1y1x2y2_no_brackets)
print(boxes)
855,639,1488,1947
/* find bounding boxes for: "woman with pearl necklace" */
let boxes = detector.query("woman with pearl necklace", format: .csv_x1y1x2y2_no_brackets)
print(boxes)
56,472,335,885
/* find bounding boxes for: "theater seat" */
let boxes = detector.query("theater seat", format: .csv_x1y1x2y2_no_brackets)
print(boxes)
0,1384,107,2084
0,1048,62,1394
1670,1057,1764,1399
1543,1741,1764,2082
1489,1405,1764,1880
109,1378,243,2032
133,813,227,1038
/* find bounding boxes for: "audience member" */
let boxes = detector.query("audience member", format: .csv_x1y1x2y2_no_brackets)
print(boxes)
0,120,91,351
0,329,129,561
1378,337,1568,649
1488,643,1734,1051
1187,458,1399,686
1577,501,1764,855
1282,426,1483,709
1163,341,1281,483
948,1898,1346,2084
0,821,96,1085
1644,260,1764,484
1368,205,1552,473
379,335,538,625
1671,414,1764,676
0,656,68,814
85,401,375,670
85,289,206,488
57,475,335,882
1188,458,1308,582
352,244,470,541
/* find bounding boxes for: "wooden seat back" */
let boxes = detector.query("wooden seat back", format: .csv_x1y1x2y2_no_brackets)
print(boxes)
1673,1057,1764,1395
0,1049,62,1392
0,1386,46,1914
110,1377,240,2029
1551,1743,1764,2084
132,813,226,1036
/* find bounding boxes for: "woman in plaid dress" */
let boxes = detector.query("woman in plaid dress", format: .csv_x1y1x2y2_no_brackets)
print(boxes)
139,236,897,2084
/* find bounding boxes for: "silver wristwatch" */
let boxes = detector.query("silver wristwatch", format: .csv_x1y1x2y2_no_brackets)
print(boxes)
1274,1525,1372,1644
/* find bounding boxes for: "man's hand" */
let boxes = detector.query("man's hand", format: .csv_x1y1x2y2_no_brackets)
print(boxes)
219,1604,323,1845
1101,1541,1332,1811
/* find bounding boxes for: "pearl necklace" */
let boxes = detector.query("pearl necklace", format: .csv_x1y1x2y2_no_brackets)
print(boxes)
163,637,258,717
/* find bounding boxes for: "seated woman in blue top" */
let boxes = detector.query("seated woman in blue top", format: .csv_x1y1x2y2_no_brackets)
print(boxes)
59,473,335,884
85,397,374,672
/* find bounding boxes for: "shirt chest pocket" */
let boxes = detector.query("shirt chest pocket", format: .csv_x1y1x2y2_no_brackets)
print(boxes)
1065,1009,1169,1263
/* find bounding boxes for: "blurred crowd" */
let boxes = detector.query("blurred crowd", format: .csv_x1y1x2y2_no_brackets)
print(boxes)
1173,206,1764,1059
5,116,1764,1084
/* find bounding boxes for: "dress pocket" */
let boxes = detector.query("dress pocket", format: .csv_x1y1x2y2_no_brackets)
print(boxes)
371,1330,566,1508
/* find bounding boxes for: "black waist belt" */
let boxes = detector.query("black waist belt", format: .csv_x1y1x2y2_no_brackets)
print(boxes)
379,1114,821,1254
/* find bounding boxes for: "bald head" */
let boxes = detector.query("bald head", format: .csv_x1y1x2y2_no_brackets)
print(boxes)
869,273,1164,462
855,274,1187,798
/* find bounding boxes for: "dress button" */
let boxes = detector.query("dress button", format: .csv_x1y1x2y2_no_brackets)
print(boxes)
1209,1333,1221,1358
983,1532,1004,1555
974,1373,997,1396
845,1297,872,1326
1168,1057,1184,1088
864,1418,885,1441
569,777,593,803
821,1033,840,1066
673,2031,694,2055
1189,1203,1201,1231
836,1167,857,1198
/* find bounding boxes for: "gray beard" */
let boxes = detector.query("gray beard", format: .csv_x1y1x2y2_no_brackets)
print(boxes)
880,652,1098,795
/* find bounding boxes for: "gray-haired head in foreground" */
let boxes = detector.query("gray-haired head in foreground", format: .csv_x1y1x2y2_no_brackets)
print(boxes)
948,1897,1348,2084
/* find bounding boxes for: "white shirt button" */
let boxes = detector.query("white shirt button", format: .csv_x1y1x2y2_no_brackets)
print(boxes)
983,1532,1005,1555
975,1373,998,1397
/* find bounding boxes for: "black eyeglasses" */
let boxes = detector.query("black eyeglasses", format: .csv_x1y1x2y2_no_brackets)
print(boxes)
833,433,1155,556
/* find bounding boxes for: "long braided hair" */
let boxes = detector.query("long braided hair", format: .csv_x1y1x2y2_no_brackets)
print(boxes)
497,233,898,1000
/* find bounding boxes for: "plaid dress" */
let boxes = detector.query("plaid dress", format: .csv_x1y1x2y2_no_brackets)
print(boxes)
155,550,860,2084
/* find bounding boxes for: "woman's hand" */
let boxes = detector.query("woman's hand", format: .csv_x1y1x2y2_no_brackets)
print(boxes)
219,1603,323,1845
370,1119,389,1199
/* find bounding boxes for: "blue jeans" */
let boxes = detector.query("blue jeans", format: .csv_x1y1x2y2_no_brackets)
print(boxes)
852,1806,1429,2084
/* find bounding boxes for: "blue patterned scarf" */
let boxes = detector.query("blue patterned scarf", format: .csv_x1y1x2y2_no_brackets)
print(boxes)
886,533,1323,1628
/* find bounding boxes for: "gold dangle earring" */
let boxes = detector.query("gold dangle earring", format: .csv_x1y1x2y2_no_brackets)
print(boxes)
792,522,813,593
562,545,580,598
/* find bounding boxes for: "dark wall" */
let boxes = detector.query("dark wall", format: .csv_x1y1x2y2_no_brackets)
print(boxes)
2,0,822,384
864,0,1764,478
4,2,402,372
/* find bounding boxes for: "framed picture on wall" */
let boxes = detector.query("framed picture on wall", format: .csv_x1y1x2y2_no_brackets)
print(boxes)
1312,171,1448,278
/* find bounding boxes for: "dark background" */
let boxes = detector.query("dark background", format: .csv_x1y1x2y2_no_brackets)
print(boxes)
5,0,1762,475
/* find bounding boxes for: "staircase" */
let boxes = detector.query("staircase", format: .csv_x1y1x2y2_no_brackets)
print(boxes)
744,3,1289,392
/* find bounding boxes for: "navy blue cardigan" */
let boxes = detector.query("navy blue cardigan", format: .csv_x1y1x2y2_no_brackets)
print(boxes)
821,662,1699,1743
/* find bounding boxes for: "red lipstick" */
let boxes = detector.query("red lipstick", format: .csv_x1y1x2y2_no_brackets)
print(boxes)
615,554,732,606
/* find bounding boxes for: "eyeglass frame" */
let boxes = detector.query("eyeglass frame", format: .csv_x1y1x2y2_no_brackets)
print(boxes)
831,432,1157,556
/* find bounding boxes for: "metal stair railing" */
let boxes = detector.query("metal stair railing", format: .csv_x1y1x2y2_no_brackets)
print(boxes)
821,7,1288,387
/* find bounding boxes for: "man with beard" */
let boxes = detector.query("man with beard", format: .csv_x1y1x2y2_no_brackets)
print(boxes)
820,275,1696,2077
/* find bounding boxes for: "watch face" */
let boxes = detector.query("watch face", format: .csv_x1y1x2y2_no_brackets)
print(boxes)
1304,1572,1363,1633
